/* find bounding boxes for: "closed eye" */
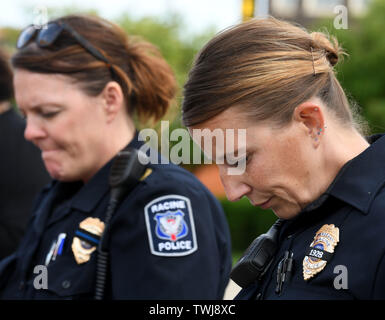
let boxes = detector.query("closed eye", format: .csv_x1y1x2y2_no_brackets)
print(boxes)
225,154,251,167
40,110,60,118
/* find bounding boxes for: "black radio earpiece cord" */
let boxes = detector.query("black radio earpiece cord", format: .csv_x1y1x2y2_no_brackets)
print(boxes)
94,148,148,300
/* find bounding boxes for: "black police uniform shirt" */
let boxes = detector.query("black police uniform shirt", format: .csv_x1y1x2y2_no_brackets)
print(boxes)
0,134,232,299
0,108,51,259
236,134,385,300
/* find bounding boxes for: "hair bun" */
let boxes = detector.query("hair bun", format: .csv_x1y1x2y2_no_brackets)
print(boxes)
310,31,343,67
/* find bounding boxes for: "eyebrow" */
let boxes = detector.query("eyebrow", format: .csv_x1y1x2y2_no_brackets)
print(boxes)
18,103,62,113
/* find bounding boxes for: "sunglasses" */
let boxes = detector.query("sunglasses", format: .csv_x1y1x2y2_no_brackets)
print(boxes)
17,21,114,71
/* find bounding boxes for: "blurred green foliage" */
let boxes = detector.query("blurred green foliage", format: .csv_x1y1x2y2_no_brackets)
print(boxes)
311,0,385,133
117,14,214,92
220,197,277,254
0,27,19,53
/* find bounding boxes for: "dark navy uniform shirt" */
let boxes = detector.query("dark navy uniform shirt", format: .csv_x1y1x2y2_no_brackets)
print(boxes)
0,134,232,299
0,108,51,259
236,134,385,300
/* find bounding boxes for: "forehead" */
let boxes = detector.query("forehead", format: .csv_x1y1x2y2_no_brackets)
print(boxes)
188,107,267,157
13,69,78,108
190,106,276,140
194,107,252,130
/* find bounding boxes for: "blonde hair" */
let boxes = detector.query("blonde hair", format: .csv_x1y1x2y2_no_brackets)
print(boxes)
183,17,367,134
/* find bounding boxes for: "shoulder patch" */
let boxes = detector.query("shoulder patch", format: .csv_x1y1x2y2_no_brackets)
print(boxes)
144,194,198,257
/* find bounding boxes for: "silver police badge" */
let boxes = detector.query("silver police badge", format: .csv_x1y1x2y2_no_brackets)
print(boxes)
303,224,339,280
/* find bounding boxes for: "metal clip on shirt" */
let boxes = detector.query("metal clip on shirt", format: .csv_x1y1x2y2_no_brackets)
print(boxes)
275,250,294,295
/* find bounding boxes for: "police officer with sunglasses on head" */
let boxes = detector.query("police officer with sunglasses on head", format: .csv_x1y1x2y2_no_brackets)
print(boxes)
0,14,232,299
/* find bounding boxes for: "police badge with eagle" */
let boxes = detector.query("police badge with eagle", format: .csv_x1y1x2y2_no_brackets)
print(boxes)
144,195,197,257
155,211,188,242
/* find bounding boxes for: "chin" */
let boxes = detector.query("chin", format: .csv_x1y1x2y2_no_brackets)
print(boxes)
272,205,301,220
48,170,66,181
47,166,73,182
45,159,82,181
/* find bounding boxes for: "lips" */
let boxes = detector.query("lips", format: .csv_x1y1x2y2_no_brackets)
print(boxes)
41,149,61,162
42,149,58,156
254,197,272,209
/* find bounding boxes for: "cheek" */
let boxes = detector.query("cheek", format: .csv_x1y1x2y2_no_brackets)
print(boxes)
43,146,92,181
270,141,313,204
247,140,307,190
50,112,94,151
246,158,271,187
282,140,311,181
43,122,87,172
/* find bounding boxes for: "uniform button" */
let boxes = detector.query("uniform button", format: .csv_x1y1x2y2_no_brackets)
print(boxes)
62,280,71,289
287,234,293,239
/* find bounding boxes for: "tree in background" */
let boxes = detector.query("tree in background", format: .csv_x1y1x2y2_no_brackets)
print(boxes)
313,0,385,133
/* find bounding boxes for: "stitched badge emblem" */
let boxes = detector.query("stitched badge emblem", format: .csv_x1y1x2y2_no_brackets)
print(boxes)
144,195,198,257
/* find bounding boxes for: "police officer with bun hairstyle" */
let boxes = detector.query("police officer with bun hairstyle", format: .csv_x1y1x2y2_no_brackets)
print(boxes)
0,14,232,299
183,17,385,299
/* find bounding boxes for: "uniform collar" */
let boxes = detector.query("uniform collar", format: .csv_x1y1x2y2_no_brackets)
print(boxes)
69,131,144,213
301,134,385,216
325,133,385,215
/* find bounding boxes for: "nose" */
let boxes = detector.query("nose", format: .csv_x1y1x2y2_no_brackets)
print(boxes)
219,166,251,202
24,117,46,143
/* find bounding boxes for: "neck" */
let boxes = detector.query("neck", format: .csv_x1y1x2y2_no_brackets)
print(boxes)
323,127,369,184
0,101,11,114
302,127,370,209
113,114,137,154
81,116,136,184
326,127,370,171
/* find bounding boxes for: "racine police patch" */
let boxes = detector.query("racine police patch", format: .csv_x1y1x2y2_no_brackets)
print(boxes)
144,195,198,257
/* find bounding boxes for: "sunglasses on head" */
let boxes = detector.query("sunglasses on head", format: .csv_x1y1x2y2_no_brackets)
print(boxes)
17,21,114,70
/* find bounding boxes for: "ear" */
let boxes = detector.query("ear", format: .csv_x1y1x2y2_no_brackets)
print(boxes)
293,101,325,146
100,81,124,123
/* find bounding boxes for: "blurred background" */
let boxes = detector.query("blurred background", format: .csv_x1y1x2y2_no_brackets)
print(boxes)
1,0,384,267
